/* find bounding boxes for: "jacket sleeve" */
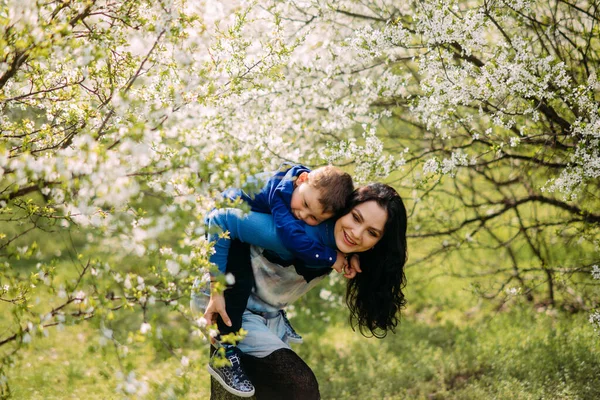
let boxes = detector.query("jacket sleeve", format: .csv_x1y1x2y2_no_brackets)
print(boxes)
270,190,337,268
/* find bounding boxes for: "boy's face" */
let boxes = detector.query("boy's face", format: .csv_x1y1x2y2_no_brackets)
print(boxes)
290,173,333,226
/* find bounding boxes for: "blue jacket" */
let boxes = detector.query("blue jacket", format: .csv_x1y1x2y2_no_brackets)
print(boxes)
223,164,337,267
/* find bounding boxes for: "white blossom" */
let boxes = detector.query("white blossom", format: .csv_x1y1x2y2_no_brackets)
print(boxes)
196,317,208,328
166,260,180,276
102,327,114,339
590,312,600,333
116,372,149,397
591,265,600,280
73,291,86,304
423,158,439,175
140,322,152,334
319,289,332,301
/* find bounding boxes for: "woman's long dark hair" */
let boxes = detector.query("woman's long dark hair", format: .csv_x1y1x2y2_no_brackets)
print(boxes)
343,183,408,338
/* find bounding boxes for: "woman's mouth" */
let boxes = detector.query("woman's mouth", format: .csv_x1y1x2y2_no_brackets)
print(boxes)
343,230,357,246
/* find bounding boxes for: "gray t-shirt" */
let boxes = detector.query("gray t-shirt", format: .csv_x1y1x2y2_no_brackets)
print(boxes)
246,246,329,313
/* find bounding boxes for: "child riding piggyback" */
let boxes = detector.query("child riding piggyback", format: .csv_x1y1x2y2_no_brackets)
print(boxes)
199,162,353,397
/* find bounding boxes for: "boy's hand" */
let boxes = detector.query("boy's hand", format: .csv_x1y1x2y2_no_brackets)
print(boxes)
332,251,349,274
343,254,362,279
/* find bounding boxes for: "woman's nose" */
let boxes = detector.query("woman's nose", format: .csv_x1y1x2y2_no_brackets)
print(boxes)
349,228,361,243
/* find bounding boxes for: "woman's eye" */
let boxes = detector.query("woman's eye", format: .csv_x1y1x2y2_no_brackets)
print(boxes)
369,230,378,237
353,213,359,222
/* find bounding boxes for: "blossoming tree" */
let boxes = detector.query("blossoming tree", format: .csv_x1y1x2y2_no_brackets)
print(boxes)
1,0,599,396
248,0,600,313
0,0,305,394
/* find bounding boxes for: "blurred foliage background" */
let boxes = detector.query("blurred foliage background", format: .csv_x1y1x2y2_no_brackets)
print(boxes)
2,0,600,399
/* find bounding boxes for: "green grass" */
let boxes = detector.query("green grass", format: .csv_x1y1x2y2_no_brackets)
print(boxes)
295,307,600,399
8,324,119,399
3,237,599,399
6,322,212,399
4,301,599,399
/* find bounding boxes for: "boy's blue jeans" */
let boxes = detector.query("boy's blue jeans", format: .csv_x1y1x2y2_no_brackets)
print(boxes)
206,208,292,274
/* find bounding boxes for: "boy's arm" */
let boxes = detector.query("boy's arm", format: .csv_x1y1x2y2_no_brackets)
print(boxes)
270,192,337,267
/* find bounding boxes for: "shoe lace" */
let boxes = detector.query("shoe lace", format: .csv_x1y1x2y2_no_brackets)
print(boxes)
226,349,242,369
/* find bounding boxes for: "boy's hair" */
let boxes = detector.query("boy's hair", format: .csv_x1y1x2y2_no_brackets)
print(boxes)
307,166,354,215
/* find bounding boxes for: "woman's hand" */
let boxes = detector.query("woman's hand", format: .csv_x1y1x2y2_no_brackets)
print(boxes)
343,254,362,279
333,252,361,278
332,251,349,274
203,291,231,328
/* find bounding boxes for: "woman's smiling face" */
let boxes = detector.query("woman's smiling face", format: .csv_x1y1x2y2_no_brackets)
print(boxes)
334,200,388,254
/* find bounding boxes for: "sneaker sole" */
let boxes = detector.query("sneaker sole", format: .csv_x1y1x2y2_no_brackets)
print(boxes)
207,365,255,398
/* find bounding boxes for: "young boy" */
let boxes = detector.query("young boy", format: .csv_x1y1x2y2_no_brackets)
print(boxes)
199,163,353,397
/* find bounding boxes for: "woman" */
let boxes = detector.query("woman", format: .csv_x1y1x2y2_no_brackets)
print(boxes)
195,183,407,399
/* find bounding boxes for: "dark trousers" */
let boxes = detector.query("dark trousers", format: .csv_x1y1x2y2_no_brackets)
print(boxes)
210,348,320,400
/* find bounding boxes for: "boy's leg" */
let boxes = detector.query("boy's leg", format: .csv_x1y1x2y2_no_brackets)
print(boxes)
205,208,238,274
207,209,293,271
206,208,277,335
210,212,302,342
209,239,255,397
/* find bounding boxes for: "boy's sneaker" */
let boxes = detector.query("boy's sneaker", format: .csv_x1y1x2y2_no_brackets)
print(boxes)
208,345,255,398
280,310,303,344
